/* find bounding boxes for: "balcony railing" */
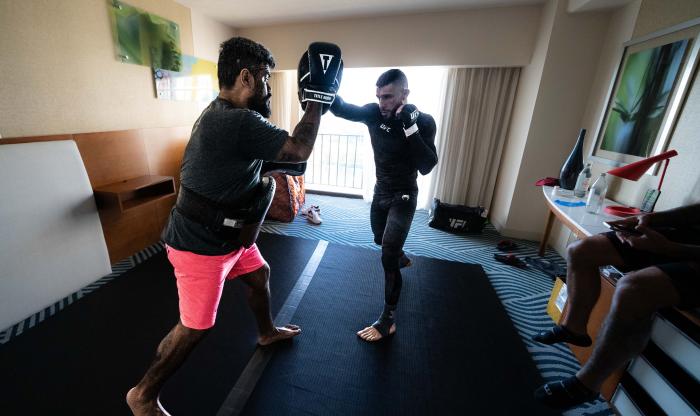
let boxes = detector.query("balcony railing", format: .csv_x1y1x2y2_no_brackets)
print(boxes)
305,133,365,194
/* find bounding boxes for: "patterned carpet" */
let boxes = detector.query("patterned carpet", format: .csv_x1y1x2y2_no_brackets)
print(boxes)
0,193,614,415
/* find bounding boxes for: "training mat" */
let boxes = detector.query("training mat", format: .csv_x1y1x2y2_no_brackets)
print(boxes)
156,233,320,415
0,233,318,416
241,242,559,416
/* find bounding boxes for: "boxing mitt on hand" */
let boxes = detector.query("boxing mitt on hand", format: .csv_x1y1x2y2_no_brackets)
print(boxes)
298,42,343,114
398,104,420,137
260,161,307,177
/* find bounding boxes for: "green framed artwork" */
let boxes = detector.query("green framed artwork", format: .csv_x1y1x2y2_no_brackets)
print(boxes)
109,0,182,71
154,55,218,103
592,20,700,168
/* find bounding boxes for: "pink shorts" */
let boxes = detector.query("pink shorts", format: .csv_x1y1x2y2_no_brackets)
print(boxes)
165,244,267,330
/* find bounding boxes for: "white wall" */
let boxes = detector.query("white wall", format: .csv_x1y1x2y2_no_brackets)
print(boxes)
191,7,237,63
607,0,700,211
546,0,642,254
491,0,557,233
0,0,234,138
545,0,700,256
491,0,611,241
238,6,542,70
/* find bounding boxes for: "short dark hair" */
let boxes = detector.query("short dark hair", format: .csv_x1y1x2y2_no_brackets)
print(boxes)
376,69,408,89
218,37,275,89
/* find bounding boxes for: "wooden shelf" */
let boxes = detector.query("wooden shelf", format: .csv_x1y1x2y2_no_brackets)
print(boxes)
94,175,175,212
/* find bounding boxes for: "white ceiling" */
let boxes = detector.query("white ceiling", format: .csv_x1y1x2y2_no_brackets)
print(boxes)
175,0,546,28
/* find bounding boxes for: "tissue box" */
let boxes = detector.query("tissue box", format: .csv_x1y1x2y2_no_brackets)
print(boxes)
546,277,568,322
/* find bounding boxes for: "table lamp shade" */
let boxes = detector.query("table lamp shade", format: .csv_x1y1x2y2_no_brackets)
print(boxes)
607,150,678,181
604,149,678,216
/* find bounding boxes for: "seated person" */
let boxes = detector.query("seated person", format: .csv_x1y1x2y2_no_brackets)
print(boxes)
532,202,700,409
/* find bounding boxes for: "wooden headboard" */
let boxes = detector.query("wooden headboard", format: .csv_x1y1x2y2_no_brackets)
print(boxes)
1,127,190,263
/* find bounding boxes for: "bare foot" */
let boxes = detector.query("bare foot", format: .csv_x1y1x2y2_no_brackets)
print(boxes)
126,387,162,416
258,324,301,346
357,323,396,342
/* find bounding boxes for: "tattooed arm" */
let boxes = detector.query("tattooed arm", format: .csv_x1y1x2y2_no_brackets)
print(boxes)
274,102,323,162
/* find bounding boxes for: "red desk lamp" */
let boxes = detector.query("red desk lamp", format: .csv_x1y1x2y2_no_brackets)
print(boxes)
604,149,679,216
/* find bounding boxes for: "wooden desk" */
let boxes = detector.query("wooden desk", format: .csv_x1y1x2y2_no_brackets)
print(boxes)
538,186,619,256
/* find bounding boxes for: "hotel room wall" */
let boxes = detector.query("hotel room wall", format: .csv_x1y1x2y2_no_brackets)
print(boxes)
238,6,542,70
548,0,700,257
604,0,700,212
0,0,236,262
490,0,557,235
0,0,234,138
490,0,611,242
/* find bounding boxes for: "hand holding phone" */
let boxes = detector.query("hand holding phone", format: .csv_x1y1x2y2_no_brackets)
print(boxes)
603,221,642,235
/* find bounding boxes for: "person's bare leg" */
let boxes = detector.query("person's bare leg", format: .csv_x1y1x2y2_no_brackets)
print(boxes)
560,235,625,335
577,267,681,391
535,267,682,409
239,264,301,346
127,322,208,416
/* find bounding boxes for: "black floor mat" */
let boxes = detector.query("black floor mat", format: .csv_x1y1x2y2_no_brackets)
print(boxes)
0,233,318,416
241,243,559,416
158,234,319,415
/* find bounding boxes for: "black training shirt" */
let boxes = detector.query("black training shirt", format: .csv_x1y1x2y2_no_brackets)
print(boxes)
330,96,438,193
162,97,288,255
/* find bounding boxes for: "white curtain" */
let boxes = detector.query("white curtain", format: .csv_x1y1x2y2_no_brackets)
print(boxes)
269,70,300,132
426,67,520,211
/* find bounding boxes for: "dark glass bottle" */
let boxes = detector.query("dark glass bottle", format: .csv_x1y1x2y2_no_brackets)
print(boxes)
559,129,586,190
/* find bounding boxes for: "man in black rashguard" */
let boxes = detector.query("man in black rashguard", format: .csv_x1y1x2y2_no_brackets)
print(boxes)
331,69,438,342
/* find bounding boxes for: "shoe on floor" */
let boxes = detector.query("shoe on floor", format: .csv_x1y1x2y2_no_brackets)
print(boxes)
494,253,527,269
496,239,518,251
301,205,322,225
524,257,567,278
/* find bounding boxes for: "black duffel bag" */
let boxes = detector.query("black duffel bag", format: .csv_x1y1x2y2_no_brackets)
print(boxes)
428,198,487,233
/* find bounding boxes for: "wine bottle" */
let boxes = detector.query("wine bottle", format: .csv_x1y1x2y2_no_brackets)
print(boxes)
559,129,586,190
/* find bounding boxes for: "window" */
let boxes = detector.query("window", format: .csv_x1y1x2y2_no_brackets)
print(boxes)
306,66,447,205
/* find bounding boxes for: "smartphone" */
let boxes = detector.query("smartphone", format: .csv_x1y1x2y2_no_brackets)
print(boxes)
603,221,642,235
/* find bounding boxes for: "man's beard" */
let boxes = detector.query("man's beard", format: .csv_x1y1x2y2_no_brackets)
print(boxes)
250,89,272,118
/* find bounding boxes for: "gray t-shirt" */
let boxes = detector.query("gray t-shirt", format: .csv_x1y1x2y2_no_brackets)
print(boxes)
162,98,288,255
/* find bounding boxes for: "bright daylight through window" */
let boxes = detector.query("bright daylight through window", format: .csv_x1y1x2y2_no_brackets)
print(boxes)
305,66,447,207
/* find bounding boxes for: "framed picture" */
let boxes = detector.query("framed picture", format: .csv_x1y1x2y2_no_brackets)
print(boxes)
153,55,218,104
591,19,700,168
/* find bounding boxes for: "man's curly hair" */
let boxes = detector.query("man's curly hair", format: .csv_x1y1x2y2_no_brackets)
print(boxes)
218,37,275,89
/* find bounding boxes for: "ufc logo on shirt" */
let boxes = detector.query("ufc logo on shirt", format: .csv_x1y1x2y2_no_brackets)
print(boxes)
380,124,391,132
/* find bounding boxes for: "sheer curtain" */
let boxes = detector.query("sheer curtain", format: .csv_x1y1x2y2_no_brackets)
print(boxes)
269,70,299,132
425,67,520,211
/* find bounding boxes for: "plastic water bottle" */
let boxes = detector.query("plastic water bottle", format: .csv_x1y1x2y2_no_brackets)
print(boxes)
574,163,592,198
586,173,607,214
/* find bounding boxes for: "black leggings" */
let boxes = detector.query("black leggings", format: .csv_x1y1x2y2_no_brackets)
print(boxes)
370,190,417,306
